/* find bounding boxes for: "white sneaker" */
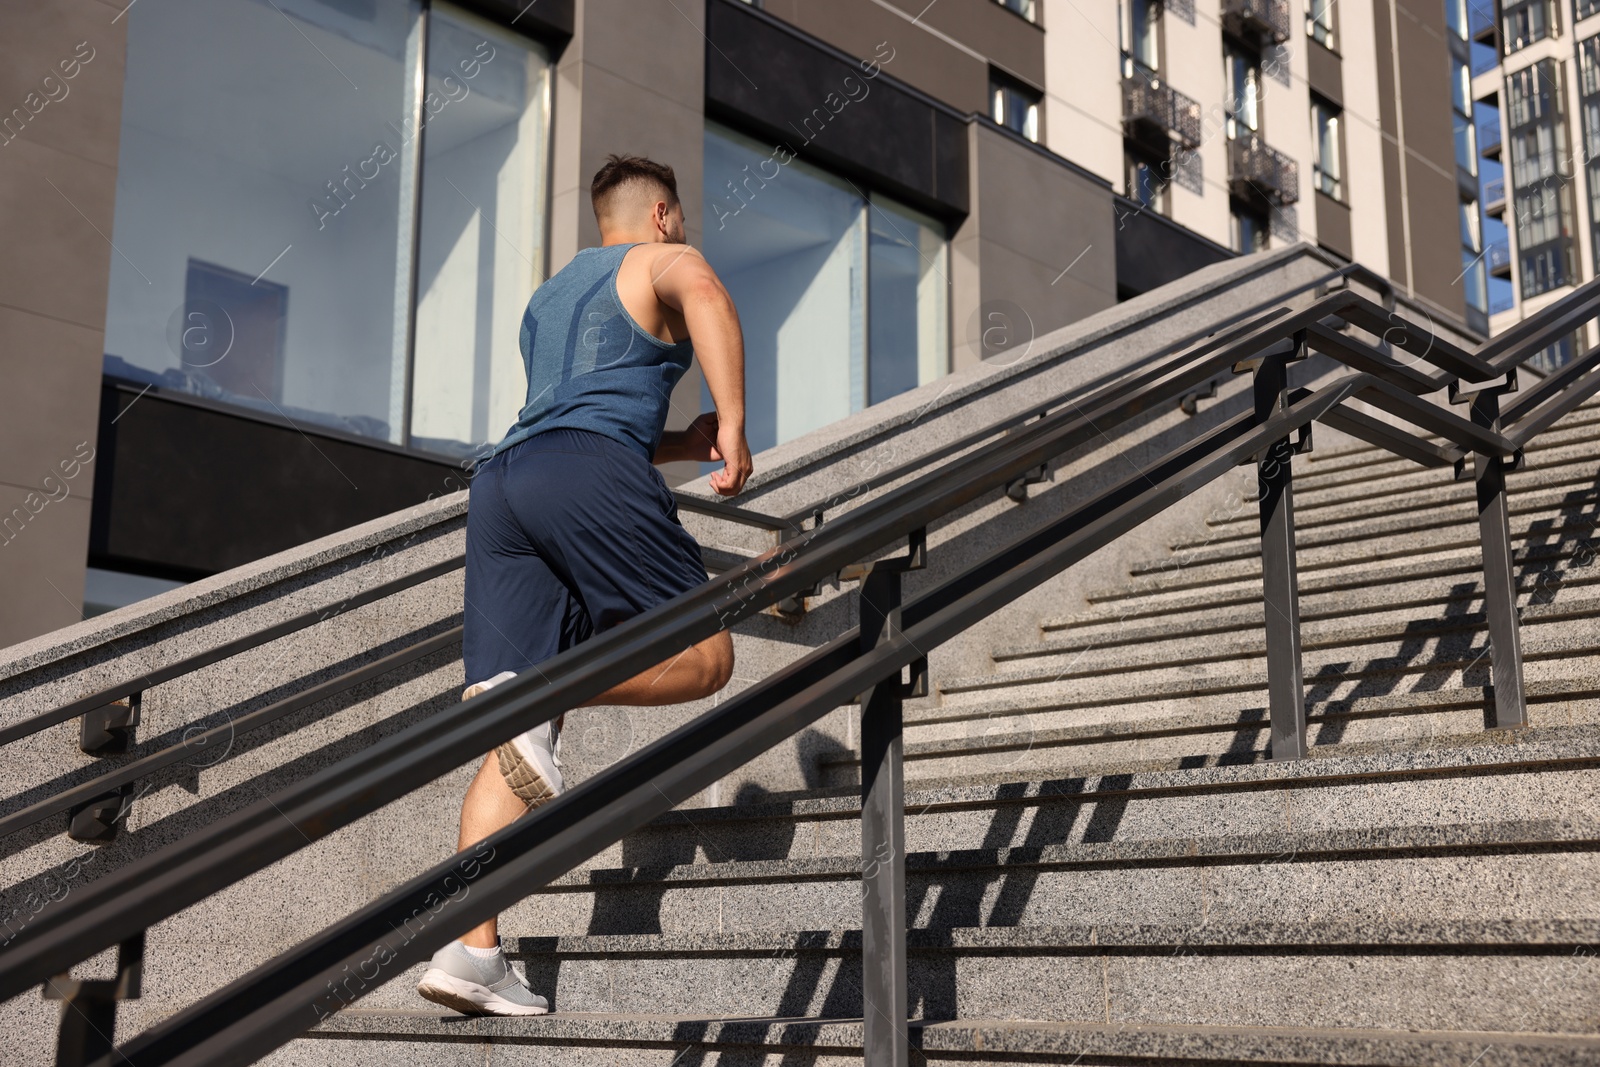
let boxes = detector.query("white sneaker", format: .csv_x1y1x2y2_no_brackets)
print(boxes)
462,671,564,808
416,939,548,1016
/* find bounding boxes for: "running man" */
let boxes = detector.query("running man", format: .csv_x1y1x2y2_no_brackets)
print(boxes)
416,154,751,1016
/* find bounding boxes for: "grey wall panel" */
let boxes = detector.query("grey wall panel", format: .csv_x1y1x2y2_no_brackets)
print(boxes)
1308,38,1343,106
1316,191,1354,261
705,0,969,218
90,383,460,580
1113,200,1235,299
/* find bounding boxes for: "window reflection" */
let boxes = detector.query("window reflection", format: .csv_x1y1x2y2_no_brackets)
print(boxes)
701,123,948,454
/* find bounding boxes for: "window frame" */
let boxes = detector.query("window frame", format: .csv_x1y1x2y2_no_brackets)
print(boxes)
1307,0,1337,49
1223,36,1263,138
1310,95,1344,200
990,68,1043,142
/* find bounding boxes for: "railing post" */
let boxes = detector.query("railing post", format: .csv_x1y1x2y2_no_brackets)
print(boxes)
46,931,142,1067
859,560,910,1067
1469,387,1528,727
1254,335,1309,760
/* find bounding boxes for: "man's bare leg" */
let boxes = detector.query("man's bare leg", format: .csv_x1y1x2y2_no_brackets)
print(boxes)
454,629,734,948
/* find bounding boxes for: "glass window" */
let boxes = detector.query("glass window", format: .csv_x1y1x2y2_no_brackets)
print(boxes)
1528,333,1576,372
1308,0,1336,47
410,7,551,457
99,0,551,456
1451,56,1473,115
1461,248,1489,311
1582,35,1600,94
1579,0,1600,21
1455,112,1480,175
103,0,426,441
1515,182,1572,248
1445,0,1468,39
1224,40,1261,137
1460,198,1483,250
996,0,1038,19
701,123,949,453
991,74,1042,141
1501,0,1555,55
868,199,949,405
1312,98,1342,198
1505,60,1562,130
1231,201,1270,252
1127,152,1170,214
1126,0,1162,74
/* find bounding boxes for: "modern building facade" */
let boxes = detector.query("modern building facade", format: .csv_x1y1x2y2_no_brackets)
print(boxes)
1470,0,1600,367
0,0,1474,648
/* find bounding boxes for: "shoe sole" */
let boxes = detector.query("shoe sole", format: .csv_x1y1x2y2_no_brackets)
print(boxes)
496,737,560,808
416,968,548,1016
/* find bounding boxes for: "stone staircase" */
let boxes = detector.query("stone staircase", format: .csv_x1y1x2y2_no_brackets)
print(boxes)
272,403,1600,1061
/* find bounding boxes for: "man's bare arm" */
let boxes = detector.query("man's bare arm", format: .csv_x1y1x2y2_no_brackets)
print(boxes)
651,246,751,496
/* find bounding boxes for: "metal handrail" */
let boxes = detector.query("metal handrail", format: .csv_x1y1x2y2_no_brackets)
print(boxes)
11,280,1600,1066
676,262,1397,531
0,556,466,750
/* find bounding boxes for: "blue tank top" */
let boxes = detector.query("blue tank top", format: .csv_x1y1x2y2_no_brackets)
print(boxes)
491,243,694,461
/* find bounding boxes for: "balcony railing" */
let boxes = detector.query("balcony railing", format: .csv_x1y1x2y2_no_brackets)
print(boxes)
1122,72,1203,150
1487,239,1513,277
1229,135,1300,206
1479,118,1502,158
1484,175,1506,213
1223,0,1291,44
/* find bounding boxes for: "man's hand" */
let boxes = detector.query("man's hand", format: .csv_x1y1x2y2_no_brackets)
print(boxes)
709,417,752,497
653,411,751,494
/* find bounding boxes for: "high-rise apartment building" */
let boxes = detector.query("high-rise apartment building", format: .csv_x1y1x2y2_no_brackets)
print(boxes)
1471,0,1600,368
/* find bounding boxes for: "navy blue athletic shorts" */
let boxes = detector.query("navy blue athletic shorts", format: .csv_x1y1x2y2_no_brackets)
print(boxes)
462,427,709,684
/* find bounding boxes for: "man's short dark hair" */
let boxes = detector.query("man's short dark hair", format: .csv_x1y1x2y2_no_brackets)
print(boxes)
590,154,679,215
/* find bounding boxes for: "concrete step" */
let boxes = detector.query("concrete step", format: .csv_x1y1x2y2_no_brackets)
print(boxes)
1269,434,1600,512
1077,539,1595,621
600,724,1600,868
500,816,1600,940
1295,404,1600,485
1155,484,1599,566
294,1012,1600,1066
1110,518,1596,602
882,691,1600,783
1204,453,1600,543
311,919,1600,1033
1004,592,1599,668
1188,468,1600,551
1049,548,1599,639
1302,396,1600,464
934,602,1600,708
904,675,1595,746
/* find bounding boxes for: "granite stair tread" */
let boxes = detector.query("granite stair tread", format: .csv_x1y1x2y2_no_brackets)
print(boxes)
1307,397,1600,460
984,592,1600,668
935,616,1600,699
492,918,1600,956
1144,501,1598,572
537,815,1600,892
307,1011,1600,1065
1178,478,1600,551
1053,555,1597,634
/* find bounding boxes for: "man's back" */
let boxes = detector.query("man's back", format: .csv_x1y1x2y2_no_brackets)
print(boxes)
496,243,694,462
